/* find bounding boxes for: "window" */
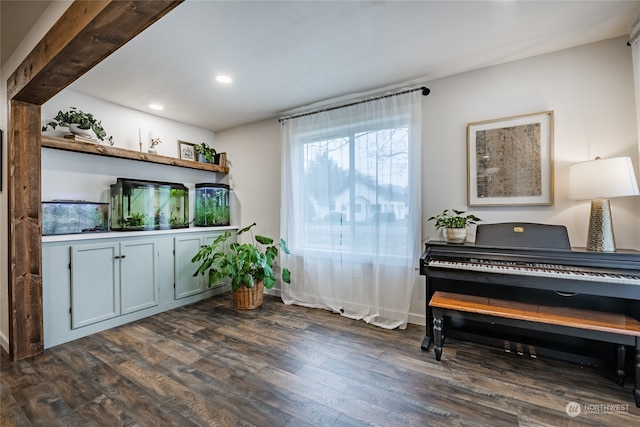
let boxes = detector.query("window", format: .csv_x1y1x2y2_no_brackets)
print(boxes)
299,121,411,256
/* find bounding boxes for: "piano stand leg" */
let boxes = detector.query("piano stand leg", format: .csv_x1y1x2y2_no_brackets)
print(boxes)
433,315,443,361
615,345,626,386
421,336,431,351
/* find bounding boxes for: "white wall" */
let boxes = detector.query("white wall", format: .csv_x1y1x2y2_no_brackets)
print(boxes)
215,37,640,326
422,37,639,250
210,119,282,243
42,89,216,157
41,89,222,214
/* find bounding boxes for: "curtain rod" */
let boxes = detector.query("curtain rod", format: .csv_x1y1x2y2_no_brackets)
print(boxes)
278,86,430,123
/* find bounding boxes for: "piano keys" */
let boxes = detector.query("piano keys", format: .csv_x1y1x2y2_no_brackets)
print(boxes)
427,259,640,286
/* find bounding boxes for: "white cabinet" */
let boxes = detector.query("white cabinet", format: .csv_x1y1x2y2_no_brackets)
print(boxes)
43,227,236,348
174,234,205,299
174,231,231,299
70,239,158,329
70,243,120,328
120,240,158,314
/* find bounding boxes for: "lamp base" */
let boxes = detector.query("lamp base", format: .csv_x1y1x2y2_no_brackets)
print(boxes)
586,198,616,252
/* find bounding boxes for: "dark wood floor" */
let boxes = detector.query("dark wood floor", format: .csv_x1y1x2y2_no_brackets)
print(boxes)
2,294,639,426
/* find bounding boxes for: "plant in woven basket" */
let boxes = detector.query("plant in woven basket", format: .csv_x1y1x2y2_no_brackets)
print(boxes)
191,222,291,292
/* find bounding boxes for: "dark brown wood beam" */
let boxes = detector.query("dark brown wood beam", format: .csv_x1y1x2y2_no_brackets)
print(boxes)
8,0,182,103
7,101,43,361
7,0,183,360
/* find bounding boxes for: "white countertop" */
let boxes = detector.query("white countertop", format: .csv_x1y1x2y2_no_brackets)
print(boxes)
42,225,238,243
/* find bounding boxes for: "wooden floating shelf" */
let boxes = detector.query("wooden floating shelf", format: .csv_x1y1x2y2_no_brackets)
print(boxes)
41,135,229,174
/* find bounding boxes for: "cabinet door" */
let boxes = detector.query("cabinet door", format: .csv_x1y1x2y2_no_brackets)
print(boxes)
71,243,120,329
120,240,158,314
174,235,205,299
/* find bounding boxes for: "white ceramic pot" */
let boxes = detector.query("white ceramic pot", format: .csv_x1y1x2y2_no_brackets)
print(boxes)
444,228,467,244
68,123,94,138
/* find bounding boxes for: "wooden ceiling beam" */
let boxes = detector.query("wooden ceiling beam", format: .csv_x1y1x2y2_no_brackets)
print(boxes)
8,0,182,104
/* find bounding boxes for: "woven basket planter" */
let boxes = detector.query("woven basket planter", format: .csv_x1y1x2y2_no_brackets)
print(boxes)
232,280,264,310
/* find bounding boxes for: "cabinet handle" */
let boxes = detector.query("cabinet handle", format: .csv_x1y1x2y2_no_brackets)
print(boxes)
114,255,127,259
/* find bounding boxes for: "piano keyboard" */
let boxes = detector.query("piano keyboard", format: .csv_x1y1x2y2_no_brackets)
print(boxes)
428,259,640,285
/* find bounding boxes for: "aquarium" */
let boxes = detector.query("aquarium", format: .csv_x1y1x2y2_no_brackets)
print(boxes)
42,201,109,235
110,178,189,231
194,183,230,226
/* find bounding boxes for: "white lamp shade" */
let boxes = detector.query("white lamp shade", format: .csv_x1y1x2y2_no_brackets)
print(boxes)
568,157,640,200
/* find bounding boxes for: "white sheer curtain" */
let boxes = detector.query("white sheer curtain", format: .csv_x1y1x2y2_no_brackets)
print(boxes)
631,16,640,163
280,90,423,329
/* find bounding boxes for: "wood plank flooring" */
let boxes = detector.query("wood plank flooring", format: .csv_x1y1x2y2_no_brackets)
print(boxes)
2,294,639,426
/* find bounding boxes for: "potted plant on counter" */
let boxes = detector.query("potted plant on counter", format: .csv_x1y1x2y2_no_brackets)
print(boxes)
428,209,482,243
192,222,291,309
42,107,114,145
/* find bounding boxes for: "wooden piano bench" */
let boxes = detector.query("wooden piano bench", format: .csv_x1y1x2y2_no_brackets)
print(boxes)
429,291,640,408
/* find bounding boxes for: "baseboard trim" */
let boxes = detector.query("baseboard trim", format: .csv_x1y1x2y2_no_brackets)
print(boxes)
0,331,9,354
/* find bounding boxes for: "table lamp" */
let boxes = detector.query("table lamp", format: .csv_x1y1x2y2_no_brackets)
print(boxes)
568,157,640,252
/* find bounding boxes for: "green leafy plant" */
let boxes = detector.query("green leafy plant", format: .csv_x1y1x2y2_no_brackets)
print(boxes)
194,143,217,162
428,209,482,229
122,212,146,228
192,222,291,290
42,107,114,145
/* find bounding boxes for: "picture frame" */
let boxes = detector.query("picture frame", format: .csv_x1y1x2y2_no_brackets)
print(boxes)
178,140,195,161
467,111,554,206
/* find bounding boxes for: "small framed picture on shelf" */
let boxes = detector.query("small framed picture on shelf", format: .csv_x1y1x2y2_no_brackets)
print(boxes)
178,140,195,161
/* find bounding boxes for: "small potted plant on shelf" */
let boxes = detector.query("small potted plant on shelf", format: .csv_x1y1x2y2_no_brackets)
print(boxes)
192,222,291,310
42,107,114,145
148,137,162,154
428,209,482,243
194,142,217,163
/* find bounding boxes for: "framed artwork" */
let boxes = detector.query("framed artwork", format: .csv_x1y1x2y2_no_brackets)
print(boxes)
178,140,195,161
467,111,554,206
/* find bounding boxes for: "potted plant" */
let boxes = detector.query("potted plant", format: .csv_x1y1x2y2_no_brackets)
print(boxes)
42,107,114,145
148,137,162,154
194,142,217,163
192,222,291,309
428,209,482,243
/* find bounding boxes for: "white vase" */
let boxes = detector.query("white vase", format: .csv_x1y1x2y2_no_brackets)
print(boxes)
68,123,94,138
148,147,157,154
444,228,467,244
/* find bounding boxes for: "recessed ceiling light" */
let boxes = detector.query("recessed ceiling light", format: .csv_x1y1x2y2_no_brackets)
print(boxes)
149,104,164,111
214,74,233,84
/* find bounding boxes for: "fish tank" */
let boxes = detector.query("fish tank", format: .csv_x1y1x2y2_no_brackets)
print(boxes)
110,178,189,231
194,183,230,227
42,201,109,235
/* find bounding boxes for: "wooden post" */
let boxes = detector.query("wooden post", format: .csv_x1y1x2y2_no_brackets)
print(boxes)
7,100,43,360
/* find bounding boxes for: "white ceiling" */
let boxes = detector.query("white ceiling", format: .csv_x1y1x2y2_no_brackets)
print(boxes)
0,0,51,67
3,1,640,132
